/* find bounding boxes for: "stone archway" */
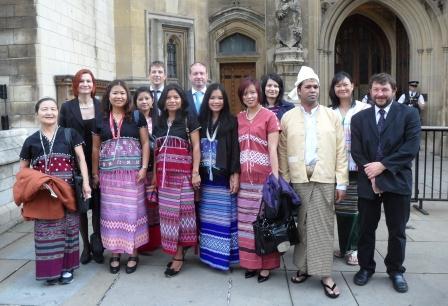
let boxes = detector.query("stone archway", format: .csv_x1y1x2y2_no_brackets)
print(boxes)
208,7,266,82
317,0,446,125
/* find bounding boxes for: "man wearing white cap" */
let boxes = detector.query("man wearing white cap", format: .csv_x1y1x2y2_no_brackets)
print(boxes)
279,66,348,299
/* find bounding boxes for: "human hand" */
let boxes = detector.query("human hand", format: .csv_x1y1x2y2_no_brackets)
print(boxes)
364,162,386,179
335,190,346,203
137,168,147,183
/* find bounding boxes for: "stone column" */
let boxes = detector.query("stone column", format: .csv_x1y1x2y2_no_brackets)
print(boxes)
272,0,305,101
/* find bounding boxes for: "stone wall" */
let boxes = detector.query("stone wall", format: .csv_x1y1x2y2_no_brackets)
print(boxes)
0,129,28,233
0,0,38,129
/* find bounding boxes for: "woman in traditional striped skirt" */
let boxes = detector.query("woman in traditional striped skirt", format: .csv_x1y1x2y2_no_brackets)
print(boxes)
197,83,240,271
92,80,150,274
134,86,161,252
152,83,201,277
329,72,370,265
19,97,91,285
237,77,281,283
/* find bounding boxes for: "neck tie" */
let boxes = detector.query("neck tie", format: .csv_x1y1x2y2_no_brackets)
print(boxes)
376,109,386,160
194,91,203,113
152,90,159,107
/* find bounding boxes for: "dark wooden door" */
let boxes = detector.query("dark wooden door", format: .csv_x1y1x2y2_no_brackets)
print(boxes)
335,14,392,99
220,62,256,115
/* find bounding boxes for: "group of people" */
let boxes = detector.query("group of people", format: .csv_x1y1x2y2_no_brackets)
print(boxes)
16,61,421,299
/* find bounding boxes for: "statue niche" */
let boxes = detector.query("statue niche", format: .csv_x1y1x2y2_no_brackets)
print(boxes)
275,0,303,49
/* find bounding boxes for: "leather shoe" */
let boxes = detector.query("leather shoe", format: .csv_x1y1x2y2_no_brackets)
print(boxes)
257,272,270,283
353,269,373,286
389,273,408,293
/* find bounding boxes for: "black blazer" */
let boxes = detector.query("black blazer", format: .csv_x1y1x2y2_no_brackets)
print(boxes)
59,98,102,136
350,101,421,199
199,116,240,176
186,89,199,118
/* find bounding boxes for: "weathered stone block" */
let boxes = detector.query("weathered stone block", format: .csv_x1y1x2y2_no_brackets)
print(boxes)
16,58,36,75
0,163,13,179
0,59,18,75
8,44,33,58
0,46,8,59
0,30,14,45
0,5,14,18
10,73,37,85
0,189,13,206
13,28,37,44
10,101,35,114
14,4,37,17
4,16,37,29
0,177,14,192
11,86,34,102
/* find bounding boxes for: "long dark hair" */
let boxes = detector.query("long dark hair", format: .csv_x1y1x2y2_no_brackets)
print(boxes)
133,86,154,116
157,83,189,129
102,79,133,121
260,73,284,107
329,71,354,109
198,83,234,136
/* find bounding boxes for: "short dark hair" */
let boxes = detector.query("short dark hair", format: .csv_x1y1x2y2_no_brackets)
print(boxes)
149,60,166,73
369,73,397,91
102,79,133,121
35,97,57,113
329,71,353,109
238,77,261,108
260,73,285,107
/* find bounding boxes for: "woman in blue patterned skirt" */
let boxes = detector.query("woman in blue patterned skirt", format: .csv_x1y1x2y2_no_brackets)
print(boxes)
197,83,240,271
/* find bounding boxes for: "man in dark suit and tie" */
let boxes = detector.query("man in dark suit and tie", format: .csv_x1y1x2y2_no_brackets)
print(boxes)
148,60,166,108
350,73,421,293
186,62,208,117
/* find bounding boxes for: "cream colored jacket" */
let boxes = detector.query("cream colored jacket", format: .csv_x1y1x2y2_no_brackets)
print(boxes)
278,104,348,185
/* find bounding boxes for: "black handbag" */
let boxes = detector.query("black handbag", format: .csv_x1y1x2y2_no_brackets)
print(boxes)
253,201,299,255
64,128,90,213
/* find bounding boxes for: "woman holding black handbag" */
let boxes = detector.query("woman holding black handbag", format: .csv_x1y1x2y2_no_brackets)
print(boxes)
59,69,104,265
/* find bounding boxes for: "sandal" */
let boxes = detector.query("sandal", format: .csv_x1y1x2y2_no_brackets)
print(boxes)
345,250,358,266
109,256,121,274
126,256,139,274
321,280,340,299
165,258,183,277
291,271,311,284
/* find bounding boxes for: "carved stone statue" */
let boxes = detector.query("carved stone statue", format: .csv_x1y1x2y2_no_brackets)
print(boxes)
275,0,303,49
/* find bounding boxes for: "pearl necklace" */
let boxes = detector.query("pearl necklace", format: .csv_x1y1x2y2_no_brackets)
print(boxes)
245,105,262,121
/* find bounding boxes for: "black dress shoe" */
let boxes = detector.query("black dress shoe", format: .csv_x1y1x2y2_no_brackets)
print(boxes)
109,256,121,274
80,248,92,265
389,273,408,293
125,256,139,274
353,269,373,286
257,272,270,283
245,270,257,279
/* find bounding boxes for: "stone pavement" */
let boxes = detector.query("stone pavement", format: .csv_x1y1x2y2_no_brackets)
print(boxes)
0,202,447,306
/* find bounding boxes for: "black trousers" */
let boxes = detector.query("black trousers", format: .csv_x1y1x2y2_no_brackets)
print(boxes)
357,192,410,275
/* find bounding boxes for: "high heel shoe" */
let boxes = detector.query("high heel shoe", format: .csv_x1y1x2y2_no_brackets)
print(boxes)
164,258,183,277
166,246,190,267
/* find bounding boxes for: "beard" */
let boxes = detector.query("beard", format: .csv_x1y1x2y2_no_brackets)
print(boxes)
373,96,394,109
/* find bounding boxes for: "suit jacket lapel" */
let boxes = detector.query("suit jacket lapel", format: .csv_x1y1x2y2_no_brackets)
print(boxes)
367,107,378,137
70,98,84,127
381,101,398,134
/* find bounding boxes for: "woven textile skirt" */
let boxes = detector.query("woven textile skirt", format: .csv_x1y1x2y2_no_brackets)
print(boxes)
335,172,359,254
237,181,280,270
199,174,239,270
34,212,80,280
100,170,149,254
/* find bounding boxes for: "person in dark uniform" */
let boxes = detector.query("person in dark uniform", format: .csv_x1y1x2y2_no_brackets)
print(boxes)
397,81,425,116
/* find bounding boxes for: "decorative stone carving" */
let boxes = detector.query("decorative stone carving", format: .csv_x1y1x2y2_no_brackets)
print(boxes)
275,0,303,49
321,0,337,15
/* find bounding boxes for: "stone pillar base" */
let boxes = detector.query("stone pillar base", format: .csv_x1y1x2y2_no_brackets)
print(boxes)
274,47,304,102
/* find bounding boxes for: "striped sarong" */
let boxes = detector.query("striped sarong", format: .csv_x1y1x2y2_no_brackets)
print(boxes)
34,212,80,280
335,172,359,254
155,136,197,255
99,137,149,254
199,175,239,270
292,182,335,276
237,181,280,270
138,173,161,252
